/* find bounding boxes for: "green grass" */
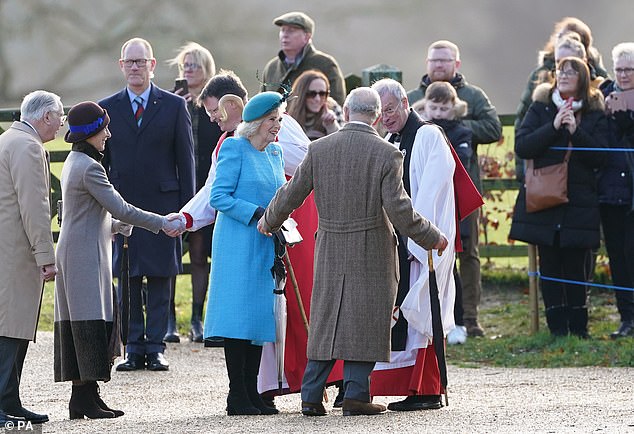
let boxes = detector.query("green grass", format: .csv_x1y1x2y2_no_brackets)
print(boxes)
448,282,634,368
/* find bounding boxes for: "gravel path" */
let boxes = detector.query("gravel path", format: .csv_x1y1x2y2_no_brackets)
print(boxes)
9,332,633,433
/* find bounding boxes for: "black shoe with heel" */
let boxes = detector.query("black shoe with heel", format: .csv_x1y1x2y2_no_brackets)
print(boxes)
189,303,204,343
92,382,124,417
69,382,116,419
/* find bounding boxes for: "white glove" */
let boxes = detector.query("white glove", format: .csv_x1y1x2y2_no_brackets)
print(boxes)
112,220,134,237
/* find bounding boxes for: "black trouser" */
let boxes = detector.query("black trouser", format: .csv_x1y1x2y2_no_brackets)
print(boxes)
538,242,589,335
0,337,29,412
452,262,464,326
600,204,634,322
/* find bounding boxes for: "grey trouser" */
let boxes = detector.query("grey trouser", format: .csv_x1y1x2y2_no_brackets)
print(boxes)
301,359,375,403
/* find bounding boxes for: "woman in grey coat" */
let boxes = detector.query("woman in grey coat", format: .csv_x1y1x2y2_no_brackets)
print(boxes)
54,102,181,419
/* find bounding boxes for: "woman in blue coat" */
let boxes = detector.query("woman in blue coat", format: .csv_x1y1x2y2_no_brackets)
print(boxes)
204,92,286,415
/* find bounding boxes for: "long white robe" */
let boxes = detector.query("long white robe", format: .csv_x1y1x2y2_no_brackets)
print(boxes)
375,123,456,370
180,113,310,230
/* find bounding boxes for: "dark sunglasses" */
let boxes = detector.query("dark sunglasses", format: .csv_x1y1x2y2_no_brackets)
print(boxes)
306,90,329,99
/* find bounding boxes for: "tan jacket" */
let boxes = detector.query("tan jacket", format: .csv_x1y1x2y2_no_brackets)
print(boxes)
0,122,55,340
263,122,440,362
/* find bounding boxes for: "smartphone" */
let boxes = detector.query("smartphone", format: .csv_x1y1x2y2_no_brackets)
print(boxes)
174,78,189,96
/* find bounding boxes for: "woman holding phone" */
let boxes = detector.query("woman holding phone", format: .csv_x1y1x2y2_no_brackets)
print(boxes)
510,57,608,338
597,42,634,338
166,42,222,343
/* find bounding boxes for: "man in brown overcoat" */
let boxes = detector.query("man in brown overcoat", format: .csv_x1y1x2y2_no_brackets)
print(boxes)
258,87,447,416
0,90,62,425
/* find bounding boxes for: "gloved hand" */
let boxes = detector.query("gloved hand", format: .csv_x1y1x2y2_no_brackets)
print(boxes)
162,214,185,237
252,206,265,223
612,109,634,132
116,222,134,237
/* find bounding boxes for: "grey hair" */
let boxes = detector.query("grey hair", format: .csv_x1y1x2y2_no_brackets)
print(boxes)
20,90,63,122
612,42,634,64
371,78,407,103
344,87,381,120
555,37,587,61
236,105,284,140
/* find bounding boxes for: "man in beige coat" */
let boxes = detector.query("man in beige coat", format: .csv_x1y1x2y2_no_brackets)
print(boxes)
258,87,447,416
0,90,62,425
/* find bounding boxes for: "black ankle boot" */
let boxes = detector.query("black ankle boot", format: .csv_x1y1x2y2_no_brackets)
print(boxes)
164,301,180,343
245,344,279,415
569,306,590,339
189,303,204,343
92,382,124,417
69,382,115,419
224,339,260,416
545,305,569,336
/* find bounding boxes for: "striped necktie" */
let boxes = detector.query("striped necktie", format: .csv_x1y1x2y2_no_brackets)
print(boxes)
134,96,144,126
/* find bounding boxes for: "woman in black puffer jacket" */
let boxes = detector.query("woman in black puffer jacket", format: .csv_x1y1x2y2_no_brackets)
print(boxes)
510,57,608,338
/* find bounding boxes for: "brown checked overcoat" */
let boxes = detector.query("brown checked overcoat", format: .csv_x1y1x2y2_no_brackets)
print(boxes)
262,122,441,362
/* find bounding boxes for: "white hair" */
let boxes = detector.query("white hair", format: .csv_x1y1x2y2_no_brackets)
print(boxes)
20,90,63,122
612,42,634,64
371,78,407,103
236,105,284,140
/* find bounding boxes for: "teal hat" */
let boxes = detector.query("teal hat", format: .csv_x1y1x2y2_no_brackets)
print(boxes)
242,91,283,122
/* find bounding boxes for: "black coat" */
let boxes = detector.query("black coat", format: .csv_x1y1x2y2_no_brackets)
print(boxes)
596,79,634,206
509,84,608,248
100,84,195,276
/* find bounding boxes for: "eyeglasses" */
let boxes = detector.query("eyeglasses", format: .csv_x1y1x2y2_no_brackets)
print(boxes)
427,58,455,64
52,111,66,125
306,90,328,99
615,67,634,76
381,101,402,117
179,62,201,71
556,69,579,78
121,58,151,68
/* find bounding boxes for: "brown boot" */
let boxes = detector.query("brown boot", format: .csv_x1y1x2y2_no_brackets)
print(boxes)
342,399,386,416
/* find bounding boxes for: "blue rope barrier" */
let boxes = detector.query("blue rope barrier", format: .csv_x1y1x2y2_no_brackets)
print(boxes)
550,146,634,152
528,271,634,292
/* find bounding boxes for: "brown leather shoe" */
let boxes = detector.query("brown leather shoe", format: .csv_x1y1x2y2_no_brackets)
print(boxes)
301,401,327,416
342,399,386,416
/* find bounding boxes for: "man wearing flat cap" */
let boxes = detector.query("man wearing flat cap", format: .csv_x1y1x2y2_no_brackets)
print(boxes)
261,11,346,105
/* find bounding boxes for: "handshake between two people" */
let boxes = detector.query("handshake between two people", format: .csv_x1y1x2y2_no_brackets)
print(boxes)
111,213,188,239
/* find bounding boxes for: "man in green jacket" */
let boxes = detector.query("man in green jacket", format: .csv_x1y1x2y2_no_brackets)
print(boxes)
408,40,502,338
261,11,346,106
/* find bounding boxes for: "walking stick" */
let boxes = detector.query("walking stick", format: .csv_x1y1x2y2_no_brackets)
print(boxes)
283,251,309,332
282,250,328,402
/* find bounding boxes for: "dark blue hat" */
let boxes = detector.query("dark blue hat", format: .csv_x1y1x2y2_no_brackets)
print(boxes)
243,92,283,122
64,101,110,143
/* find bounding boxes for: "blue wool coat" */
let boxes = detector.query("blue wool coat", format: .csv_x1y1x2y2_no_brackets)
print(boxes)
204,137,286,342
